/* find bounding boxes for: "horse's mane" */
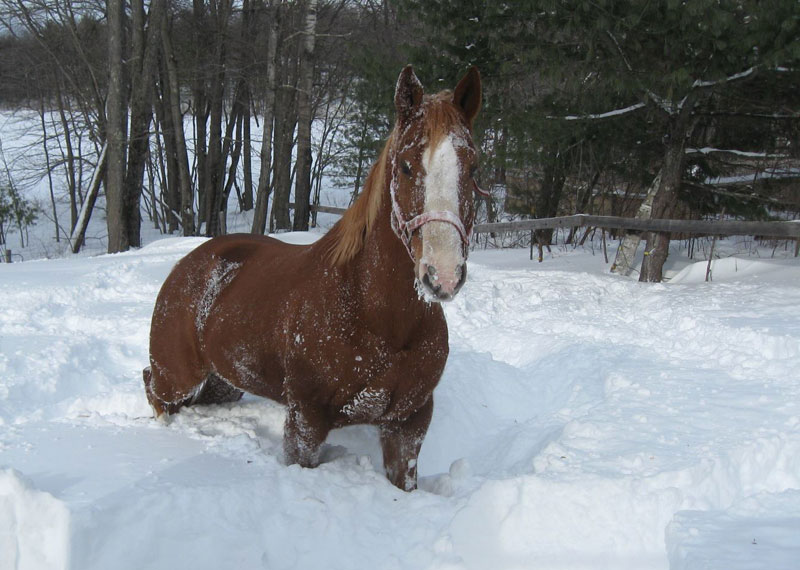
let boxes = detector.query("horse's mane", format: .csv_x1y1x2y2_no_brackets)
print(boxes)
325,131,395,266
325,91,464,267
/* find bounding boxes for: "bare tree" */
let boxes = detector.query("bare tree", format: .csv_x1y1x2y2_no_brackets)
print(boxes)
251,0,280,235
106,0,127,253
160,7,195,235
292,0,317,231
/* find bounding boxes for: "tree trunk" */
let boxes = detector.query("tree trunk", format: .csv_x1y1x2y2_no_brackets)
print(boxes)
610,169,662,276
192,0,210,228
152,115,174,230
203,0,233,238
39,99,60,243
240,0,255,212
292,0,317,232
638,142,683,282
251,1,280,235
161,10,195,235
534,144,568,245
71,144,107,254
218,83,247,223
242,86,254,211
639,98,699,282
270,12,299,232
55,82,77,233
153,59,180,232
123,0,164,248
106,0,128,253
567,170,600,244
487,125,507,224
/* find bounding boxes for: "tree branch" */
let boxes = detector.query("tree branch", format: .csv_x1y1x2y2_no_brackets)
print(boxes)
548,101,646,121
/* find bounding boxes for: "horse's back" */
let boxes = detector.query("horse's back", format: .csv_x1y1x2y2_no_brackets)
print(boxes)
187,233,304,264
150,234,303,358
160,233,306,297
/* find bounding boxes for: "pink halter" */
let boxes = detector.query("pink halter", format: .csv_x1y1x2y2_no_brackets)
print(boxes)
387,147,473,261
390,199,471,261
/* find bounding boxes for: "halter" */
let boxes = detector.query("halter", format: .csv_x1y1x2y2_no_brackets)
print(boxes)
473,179,491,197
387,119,489,262
390,198,471,262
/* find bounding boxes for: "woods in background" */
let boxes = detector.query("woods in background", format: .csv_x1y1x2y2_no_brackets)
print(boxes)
0,0,798,281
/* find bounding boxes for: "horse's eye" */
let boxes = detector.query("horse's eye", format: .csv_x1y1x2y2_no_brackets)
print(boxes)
401,161,412,176
469,164,478,179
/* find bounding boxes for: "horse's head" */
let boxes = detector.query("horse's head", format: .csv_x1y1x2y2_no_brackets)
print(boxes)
390,65,482,302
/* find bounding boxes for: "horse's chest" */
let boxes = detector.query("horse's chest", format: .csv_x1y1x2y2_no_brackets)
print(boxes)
282,298,444,424
293,332,426,423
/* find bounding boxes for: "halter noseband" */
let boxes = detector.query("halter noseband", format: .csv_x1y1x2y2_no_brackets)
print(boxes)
390,199,471,262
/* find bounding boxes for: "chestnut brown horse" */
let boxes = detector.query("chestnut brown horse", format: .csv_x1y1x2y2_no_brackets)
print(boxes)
143,65,481,491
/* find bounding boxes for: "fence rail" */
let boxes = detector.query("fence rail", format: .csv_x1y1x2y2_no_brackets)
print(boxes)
310,204,348,215
474,214,800,239
307,206,800,240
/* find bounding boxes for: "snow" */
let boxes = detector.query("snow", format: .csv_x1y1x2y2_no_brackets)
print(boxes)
0,469,69,570
558,101,647,121
706,167,800,186
667,491,800,569
685,147,786,158
2,230,800,569
692,66,757,89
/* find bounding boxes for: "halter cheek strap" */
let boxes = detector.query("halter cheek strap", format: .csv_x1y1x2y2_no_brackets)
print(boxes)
473,179,490,197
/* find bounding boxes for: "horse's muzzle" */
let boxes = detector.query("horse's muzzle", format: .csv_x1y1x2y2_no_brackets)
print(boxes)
420,262,467,301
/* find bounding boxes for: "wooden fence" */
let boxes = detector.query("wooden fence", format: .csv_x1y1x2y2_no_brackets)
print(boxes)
473,214,800,239
310,205,800,240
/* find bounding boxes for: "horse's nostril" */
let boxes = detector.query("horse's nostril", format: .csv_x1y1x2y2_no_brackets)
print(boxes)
426,264,438,280
455,263,467,290
422,271,441,294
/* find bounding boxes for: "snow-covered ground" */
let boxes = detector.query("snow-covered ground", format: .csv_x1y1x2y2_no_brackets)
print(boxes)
2,104,799,570
1,228,799,569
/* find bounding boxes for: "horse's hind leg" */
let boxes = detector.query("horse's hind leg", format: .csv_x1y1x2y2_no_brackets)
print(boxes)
143,364,204,418
144,367,243,418
143,365,188,417
191,373,244,406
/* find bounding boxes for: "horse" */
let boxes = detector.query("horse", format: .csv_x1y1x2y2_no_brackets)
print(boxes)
143,65,482,491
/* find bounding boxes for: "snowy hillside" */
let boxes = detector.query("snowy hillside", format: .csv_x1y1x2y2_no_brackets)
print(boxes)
1,235,800,570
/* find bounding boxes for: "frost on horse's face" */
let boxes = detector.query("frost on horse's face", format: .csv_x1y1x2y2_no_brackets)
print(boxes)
390,66,482,302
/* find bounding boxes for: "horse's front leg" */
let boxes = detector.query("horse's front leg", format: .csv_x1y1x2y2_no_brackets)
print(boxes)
284,400,330,468
380,397,433,491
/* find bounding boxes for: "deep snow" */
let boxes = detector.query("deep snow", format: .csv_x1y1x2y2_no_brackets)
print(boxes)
1,231,799,570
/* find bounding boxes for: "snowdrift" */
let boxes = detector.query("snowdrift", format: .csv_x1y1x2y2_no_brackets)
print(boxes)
1,238,799,570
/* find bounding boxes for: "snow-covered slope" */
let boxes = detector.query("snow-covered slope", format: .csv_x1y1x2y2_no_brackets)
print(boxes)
1,238,799,570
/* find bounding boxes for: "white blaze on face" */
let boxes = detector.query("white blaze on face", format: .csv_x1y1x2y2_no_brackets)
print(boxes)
419,134,465,298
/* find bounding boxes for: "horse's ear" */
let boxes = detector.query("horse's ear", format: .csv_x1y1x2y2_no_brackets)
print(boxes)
395,65,424,126
453,66,481,126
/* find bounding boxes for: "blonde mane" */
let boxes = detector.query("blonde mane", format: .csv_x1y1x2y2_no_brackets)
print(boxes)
325,93,466,266
325,132,395,266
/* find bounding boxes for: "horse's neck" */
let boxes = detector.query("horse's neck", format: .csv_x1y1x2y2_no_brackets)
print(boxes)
347,182,429,337
354,193,417,303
